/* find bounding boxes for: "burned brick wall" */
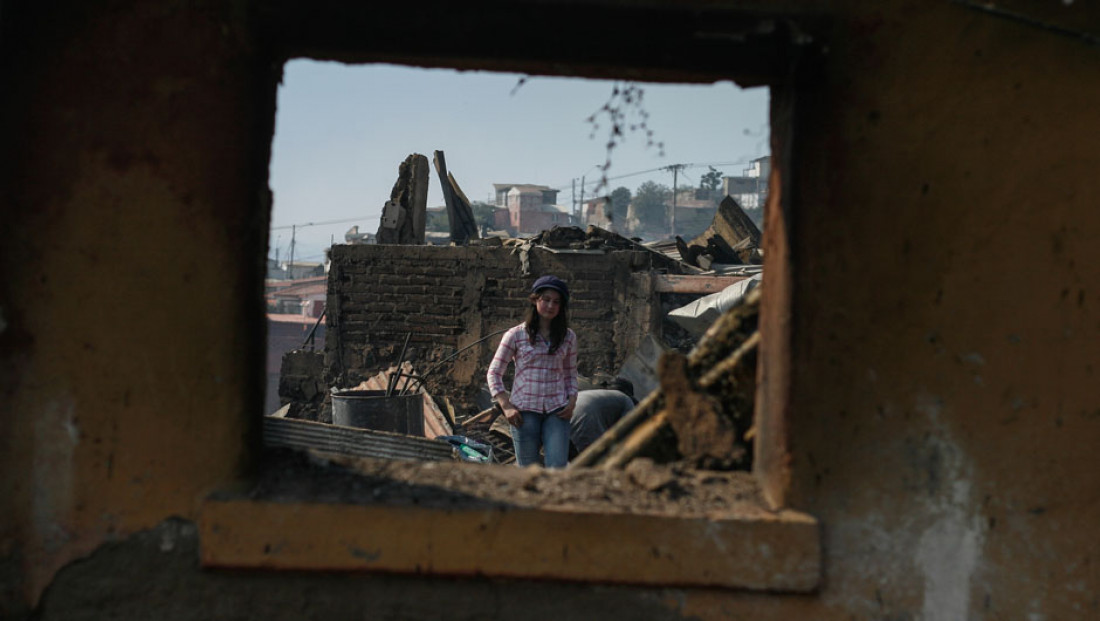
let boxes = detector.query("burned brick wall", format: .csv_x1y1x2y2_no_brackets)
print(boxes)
324,244,659,403
278,350,327,419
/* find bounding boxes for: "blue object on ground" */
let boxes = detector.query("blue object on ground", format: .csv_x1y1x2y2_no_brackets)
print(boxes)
437,435,494,463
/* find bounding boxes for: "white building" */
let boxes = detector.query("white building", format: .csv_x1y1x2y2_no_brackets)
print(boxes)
722,155,770,210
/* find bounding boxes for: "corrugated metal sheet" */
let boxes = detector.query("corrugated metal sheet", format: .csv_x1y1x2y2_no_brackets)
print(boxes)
264,416,455,462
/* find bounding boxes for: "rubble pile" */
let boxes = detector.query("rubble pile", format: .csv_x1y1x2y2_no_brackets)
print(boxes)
454,404,517,465
571,286,760,471
676,196,763,269
272,152,768,474
505,224,688,277
529,225,643,250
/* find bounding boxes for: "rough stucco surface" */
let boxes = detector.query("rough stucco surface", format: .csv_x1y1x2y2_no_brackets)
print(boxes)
786,4,1100,620
0,0,268,610
2,0,1099,619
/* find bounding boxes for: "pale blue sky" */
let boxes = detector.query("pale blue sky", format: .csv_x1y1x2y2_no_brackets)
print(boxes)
269,60,770,262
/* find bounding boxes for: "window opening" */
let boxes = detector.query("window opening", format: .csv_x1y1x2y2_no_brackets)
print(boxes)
264,61,771,485
203,10,822,588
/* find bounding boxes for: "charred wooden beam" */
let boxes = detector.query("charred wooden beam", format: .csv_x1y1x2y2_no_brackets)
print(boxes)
433,150,479,244
572,287,761,471
683,196,764,265
376,154,429,245
653,274,749,294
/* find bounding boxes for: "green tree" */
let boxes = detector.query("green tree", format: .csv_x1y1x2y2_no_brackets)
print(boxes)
609,186,632,225
633,181,671,229
425,209,448,232
470,201,499,231
700,167,723,193
425,203,498,234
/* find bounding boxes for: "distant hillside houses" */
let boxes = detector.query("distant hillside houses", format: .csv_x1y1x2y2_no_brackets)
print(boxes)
400,161,771,243
493,183,576,235
266,257,326,281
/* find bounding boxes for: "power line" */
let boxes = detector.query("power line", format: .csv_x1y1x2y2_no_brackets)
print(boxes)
271,156,768,231
270,216,365,231
556,158,762,193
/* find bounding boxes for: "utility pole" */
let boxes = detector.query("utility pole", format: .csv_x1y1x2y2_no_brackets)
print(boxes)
666,164,685,238
288,224,296,281
572,178,577,221
579,176,586,222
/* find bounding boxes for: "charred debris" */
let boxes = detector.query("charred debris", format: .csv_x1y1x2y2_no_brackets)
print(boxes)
272,152,764,475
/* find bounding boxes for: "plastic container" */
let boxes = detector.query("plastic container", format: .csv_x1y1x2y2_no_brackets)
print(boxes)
437,435,494,463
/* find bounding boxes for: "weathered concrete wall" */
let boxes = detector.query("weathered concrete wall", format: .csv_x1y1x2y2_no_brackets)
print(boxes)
325,244,657,399
32,519,694,621
784,4,1100,618
0,0,270,613
267,319,325,415
1,0,1098,620
278,350,326,415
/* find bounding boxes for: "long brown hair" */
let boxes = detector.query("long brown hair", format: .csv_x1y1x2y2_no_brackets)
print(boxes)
524,290,569,354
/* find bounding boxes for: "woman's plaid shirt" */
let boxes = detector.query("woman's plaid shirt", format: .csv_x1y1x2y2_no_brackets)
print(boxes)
487,324,578,413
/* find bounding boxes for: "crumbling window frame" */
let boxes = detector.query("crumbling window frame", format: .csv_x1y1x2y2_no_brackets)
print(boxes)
201,2,816,592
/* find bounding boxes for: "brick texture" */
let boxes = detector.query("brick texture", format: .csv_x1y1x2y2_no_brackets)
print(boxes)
325,244,662,404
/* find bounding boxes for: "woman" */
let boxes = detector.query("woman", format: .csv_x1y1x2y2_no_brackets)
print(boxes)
487,274,578,468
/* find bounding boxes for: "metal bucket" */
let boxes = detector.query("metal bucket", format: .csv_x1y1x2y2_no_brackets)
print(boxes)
330,390,425,436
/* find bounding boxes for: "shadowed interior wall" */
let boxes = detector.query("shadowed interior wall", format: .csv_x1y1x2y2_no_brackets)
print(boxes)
0,0,272,610
786,5,1100,617
0,1,1097,619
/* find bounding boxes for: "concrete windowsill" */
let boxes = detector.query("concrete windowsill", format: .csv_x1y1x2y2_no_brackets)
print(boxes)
199,451,820,592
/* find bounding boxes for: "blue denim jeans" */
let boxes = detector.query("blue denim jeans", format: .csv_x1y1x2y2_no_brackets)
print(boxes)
510,408,570,468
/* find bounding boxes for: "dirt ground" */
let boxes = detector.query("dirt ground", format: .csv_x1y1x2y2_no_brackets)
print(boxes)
250,448,769,520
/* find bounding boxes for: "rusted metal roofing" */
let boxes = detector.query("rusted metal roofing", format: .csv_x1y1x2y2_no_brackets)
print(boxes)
263,416,454,462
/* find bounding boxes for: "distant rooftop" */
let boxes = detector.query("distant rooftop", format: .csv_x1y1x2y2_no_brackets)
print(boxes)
267,313,325,325
273,282,326,298
494,183,555,192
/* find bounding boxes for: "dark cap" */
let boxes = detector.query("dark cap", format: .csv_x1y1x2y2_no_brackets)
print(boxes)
531,274,569,302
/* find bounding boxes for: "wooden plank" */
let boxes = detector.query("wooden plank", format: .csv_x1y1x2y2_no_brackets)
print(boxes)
200,498,820,592
754,82,794,511
653,274,748,294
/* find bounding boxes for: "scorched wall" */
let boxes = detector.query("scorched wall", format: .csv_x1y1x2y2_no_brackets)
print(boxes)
324,243,658,397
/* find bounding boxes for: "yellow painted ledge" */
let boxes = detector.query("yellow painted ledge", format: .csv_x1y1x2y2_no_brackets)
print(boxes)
200,499,820,592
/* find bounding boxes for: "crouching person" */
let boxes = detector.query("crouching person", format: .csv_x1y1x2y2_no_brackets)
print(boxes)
570,378,637,455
